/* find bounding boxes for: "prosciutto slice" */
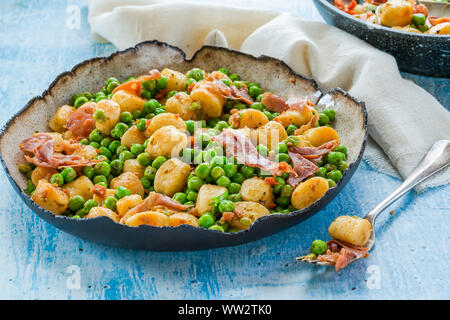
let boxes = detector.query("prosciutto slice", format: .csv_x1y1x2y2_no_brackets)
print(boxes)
119,192,191,224
317,240,370,272
287,151,319,187
212,129,293,176
289,140,338,160
20,133,99,169
64,103,96,138
261,93,290,113
196,75,254,105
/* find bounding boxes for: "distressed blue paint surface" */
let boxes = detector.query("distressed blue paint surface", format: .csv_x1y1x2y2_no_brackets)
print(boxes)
0,0,448,300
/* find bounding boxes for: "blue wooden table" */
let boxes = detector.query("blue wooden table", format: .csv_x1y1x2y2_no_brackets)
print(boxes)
0,0,448,300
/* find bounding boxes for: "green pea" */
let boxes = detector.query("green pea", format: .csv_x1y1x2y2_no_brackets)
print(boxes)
24,179,35,195
198,133,211,149
18,164,32,174
97,147,111,159
134,152,150,167
95,155,109,164
327,152,346,164
285,135,300,147
223,163,237,178
232,173,245,184
250,102,264,111
50,173,64,187
151,156,166,169
256,144,269,157
240,166,254,178
318,113,330,126
233,103,246,111
93,175,108,186
209,224,225,232
185,78,197,89
227,182,241,194
156,76,168,90
102,197,116,211
276,196,290,208
81,167,94,180
322,108,336,122
276,153,290,163
94,161,111,176
89,129,104,143
93,110,106,122
99,138,110,148
120,112,133,124
187,68,204,81
229,74,240,81
89,142,100,149
185,120,195,135
249,86,263,99
79,139,89,145
106,81,120,93
129,144,144,157
275,142,288,154
239,217,252,226
69,195,85,212
218,200,235,213
338,161,348,172
131,110,142,120
218,67,229,75
74,96,89,108
195,163,211,180
173,192,187,204
286,124,298,136
199,213,215,228
138,177,150,189
105,140,119,154
186,190,198,202
210,167,225,181
119,151,134,162
310,239,327,255
281,185,293,197
83,199,98,213
140,88,152,99
324,163,337,172
115,145,128,156
216,176,231,188
327,179,336,188
142,79,156,92
412,13,426,26
61,167,77,183
167,90,178,99
334,145,347,156
221,79,230,86
187,176,203,191
142,167,155,182
114,123,129,138
115,186,131,200
133,119,145,132
229,193,242,202
326,169,343,183
105,77,119,86
315,167,327,178
210,156,226,168
108,159,122,176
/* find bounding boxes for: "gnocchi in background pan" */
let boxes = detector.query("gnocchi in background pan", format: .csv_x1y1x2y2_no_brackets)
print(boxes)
17,65,350,233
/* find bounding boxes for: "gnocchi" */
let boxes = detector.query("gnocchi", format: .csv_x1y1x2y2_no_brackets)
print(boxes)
146,125,188,158
154,158,191,196
328,215,373,247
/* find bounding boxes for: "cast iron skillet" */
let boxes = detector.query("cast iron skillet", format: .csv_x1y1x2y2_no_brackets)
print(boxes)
0,41,367,251
313,0,450,77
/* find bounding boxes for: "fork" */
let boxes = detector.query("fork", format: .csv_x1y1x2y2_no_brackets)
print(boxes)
298,140,450,267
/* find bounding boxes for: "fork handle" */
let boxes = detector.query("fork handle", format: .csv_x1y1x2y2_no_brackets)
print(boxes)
364,140,450,224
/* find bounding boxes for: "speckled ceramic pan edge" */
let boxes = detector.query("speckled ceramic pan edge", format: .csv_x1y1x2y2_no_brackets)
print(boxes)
313,0,450,77
0,41,367,251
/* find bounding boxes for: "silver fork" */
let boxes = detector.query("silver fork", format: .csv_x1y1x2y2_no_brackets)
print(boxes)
298,140,450,267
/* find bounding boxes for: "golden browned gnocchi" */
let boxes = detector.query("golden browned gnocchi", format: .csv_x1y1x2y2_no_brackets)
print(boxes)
146,125,188,158
94,99,121,135
110,172,144,198
195,184,228,216
31,167,57,187
229,201,270,230
145,112,187,138
121,125,147,148
116,194,143,218
190,81,226,118
256,121,288,150
169,213,199,227
123,159,146,179
31,180,69,215
328,215,373,247
302,126,339,147
240,177,274,207
230,109,269,129
85,207,119,222
49,105,75,132
161,68,188,93
165,92,201,120
112,90,146,113
291,177,329,210
125,211,170,227
154,158,191,196
63,176,94,201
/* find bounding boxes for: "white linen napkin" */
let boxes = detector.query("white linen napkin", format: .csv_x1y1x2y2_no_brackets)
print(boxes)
88,0,450,192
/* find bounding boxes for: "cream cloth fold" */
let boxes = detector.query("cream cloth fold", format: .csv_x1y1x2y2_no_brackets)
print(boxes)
88,0,450,192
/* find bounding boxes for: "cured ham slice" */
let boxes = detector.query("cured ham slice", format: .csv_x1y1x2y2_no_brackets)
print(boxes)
64,103,96,138
112,69,162,96
261,93,290,113
317,240,369,272
119,192,191,224
212,129,293,176
196,75,254,105
287,151,319,186
289,140,338,160
19,133,99,169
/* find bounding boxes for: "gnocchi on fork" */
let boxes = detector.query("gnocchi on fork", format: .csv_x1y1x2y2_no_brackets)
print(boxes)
298,140,450,271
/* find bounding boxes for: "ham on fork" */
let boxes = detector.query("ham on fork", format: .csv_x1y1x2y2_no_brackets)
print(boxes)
317,240,370,272
212,129,293,176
